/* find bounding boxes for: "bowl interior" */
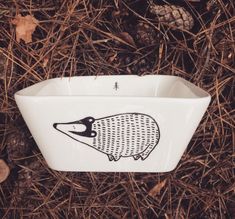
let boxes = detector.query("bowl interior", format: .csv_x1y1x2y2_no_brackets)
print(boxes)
15,75,210,99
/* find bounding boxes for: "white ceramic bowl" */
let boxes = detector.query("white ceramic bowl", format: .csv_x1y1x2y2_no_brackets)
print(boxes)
15,75,211,172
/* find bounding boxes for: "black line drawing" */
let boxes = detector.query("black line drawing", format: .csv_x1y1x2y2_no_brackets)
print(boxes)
53,113,160,161
113,82,119,90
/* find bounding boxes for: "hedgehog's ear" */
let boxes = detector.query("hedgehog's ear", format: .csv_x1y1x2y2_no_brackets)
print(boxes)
84,117,95,123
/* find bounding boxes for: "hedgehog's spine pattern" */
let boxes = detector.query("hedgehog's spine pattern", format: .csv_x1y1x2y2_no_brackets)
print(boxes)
92,113,160,160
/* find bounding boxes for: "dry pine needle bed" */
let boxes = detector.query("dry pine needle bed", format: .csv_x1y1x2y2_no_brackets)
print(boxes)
0,0,234,218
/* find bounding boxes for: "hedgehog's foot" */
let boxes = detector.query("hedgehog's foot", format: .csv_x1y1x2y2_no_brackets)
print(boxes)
140,153,149,160
139,146,154,160
133,155,141,160
107,154,121,161
108,154,114,161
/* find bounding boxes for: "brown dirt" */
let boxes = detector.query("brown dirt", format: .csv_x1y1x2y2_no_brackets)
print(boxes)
0,0,234,218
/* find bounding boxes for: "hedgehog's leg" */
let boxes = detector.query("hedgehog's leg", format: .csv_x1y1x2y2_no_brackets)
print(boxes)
107,154,121,161
133,155,141,160
140,143,157,160
113,154,121,161
107,154,114,161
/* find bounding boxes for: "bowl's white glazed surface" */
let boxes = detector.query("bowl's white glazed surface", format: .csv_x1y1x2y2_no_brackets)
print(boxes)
15,75,211,172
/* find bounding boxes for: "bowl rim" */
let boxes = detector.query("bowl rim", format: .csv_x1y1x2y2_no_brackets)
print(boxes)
14,75,211,101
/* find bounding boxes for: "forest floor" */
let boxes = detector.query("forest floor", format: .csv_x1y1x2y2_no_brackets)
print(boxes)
0,0,234,218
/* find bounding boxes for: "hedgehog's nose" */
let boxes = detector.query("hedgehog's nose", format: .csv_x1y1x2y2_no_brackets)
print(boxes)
53,123,57,129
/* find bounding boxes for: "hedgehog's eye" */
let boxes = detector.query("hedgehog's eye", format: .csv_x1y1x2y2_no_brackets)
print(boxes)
87,117,94,123
91,131,96,137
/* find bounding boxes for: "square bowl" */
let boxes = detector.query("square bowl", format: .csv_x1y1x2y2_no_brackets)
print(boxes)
15,75,211,172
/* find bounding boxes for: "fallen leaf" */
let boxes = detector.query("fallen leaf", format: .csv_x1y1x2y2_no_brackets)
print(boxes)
118,32,136,47
11,14,39,43
0,159,10,183
148,179,167,197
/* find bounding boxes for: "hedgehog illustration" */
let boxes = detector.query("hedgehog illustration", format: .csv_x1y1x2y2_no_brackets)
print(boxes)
53,113,160,161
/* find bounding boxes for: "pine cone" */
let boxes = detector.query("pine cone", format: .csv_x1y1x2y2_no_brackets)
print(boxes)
149,4,194,30
137,58,152,74
135,22,159,46
6,130,31,165
18,161,43,188
123,55,152,74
